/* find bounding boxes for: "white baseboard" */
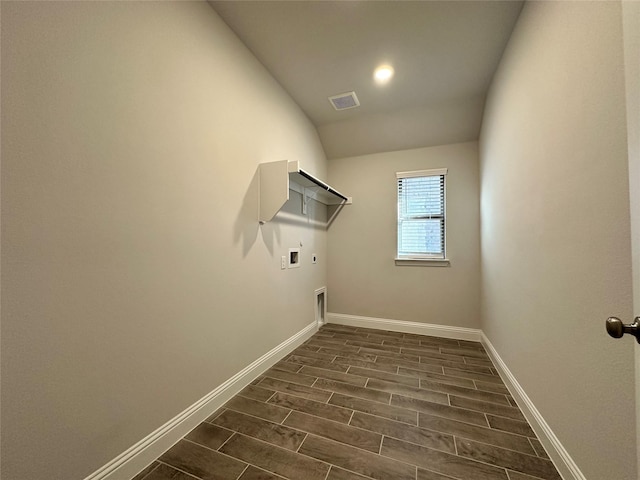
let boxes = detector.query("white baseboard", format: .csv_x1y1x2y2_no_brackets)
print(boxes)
481,333,585,480
326,312,482,342
83,321,318,480
84,314,583,480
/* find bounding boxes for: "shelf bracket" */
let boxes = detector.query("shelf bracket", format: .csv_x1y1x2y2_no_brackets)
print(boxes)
302,188,309,215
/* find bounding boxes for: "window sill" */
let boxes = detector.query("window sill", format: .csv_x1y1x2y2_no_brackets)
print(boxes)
395,257,450,267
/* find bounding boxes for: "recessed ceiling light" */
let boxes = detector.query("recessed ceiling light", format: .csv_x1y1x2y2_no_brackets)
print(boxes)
374,65,394,84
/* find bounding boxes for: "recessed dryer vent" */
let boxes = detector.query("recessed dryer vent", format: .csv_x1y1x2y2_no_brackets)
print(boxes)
288,248,300,268
328,91,360,111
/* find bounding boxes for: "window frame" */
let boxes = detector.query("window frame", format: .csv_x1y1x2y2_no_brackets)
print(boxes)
395,168,450,266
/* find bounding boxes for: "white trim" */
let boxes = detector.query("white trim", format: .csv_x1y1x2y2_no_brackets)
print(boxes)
395,258,450,266
326,312,481,342
396,168,448,179
482,333,585,480
83,321,318,480
396,170,447,260
314,287,327,327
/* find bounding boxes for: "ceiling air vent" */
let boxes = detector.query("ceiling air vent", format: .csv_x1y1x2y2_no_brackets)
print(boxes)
328,91,360,111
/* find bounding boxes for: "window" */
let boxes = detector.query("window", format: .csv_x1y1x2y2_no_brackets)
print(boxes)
396,168,448,262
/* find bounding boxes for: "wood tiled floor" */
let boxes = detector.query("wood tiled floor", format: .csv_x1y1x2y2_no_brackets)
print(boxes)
132,324,562,480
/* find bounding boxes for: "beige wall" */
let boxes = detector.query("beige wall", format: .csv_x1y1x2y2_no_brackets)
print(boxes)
0,2,327,479
480,2,637,479
327,142,480,328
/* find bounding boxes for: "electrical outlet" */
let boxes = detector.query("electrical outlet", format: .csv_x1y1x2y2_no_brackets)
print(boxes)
281,256,286,270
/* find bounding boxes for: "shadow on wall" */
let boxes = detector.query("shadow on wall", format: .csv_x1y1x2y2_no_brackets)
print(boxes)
233,168,333,258
233,169,281,258
275,190,331,229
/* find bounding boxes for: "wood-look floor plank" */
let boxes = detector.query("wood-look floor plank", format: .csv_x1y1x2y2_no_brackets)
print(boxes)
421,357,494,373
185,423,234,451
347,340,400,352
355,327,405,339
505,471,551,480
238,385,276,402
417,468,459,480
300,365,369,387
308,337,351,346
414,350,468,364
213,410,307,451
380,337,421,347
366,378,449,405
390,394,489,427
415,335,461,346
381,436,508,480
223,396,290,423
268,391,354,424
443,368,504,384
440,347,490,359
366,333,411,343
474,380,510,394
529,438,550,459
418,379,510,405
375,356,444,373
399,346,449,357
306,339,359,351
299,435,415,480
329,393,418,426
314,378,392,404
449,396,526,421
359,347,420,362
455,438,562,480
487,415,536,438
347,366,420,387
350,411,455,453
284,411,382,453
257,377,333,402
298,344,322,353
144,463,199,480
315,345,361,355
464,357,495,367
160,440,247,480
290,348,337,362
131,462,160,480
220,434,330,480
397,367,474,388
334,334,384,344
271,361,303,373
326,466,373,480
418,412,536,455
238,465,287,480
334,356,400,374
287,355,350,372
131,461,160,480
262,368,317,387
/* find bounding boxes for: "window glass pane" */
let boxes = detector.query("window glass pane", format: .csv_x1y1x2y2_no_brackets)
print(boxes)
398,219,443,256
399,177,443,216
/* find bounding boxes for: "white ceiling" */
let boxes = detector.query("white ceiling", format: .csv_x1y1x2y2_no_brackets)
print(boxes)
209,1,524,159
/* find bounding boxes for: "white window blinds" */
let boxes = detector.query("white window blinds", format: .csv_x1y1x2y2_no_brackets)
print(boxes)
396,168,447,259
